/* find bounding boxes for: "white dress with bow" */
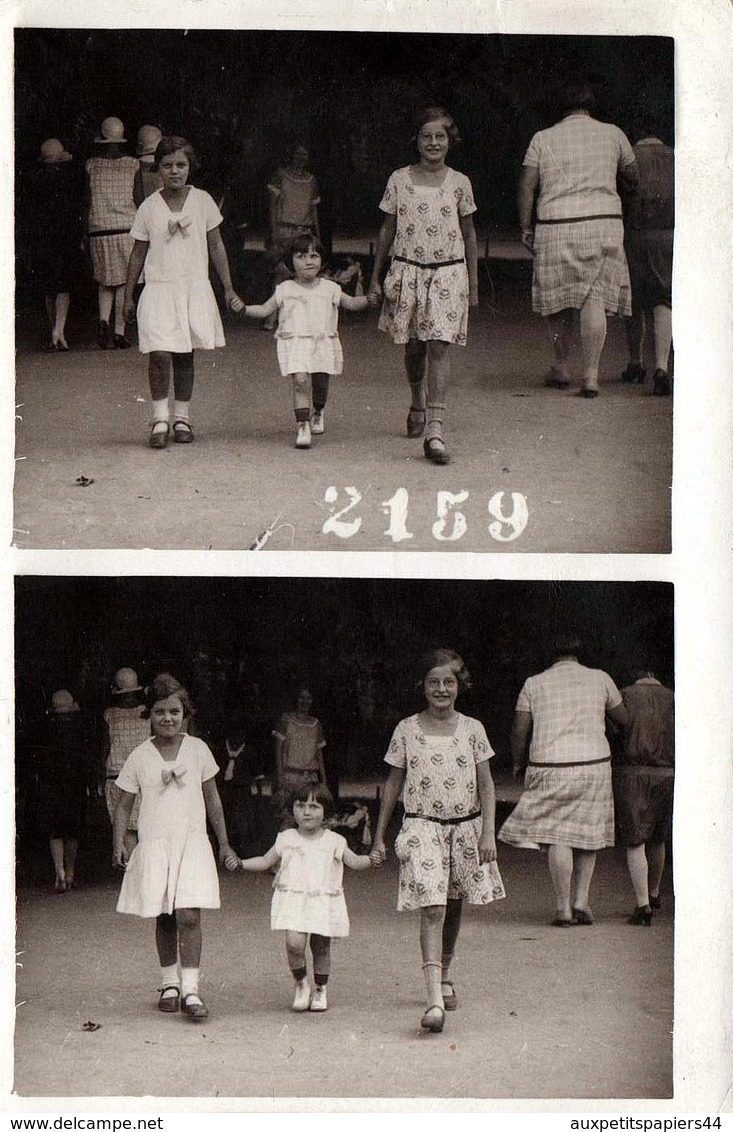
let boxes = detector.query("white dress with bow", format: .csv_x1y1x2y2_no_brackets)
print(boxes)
115,735,221,917
130,186,226,353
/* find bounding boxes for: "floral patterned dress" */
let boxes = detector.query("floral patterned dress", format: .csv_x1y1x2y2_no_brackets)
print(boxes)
385,713,505,911
377,166,477,346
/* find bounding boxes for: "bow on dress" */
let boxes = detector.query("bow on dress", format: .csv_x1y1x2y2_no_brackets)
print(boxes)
167,215,192,239
161,764,187,788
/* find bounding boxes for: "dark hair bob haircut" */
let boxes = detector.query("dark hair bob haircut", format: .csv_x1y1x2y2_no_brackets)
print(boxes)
413,106,461,149
282,233,323,272
153,135,200,173
416,648,472,693
143,672,195,718
286,780,335,818
555,80,596,119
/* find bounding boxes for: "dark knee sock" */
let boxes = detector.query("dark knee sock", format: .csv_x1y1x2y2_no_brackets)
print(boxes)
291,966,307,982
294,407,310,423
172,352,195,402
312,373,330,411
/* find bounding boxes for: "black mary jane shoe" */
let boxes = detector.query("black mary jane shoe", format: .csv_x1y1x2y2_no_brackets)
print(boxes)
423,436,451,465
627,905,653,926
181,993,209,1020
149,422,170,450
158,986,181,1013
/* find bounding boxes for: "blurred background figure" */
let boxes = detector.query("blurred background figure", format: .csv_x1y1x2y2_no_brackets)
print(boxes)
133,124,164,204
31,138,85,351
613,662,675,925
102,666,148,860
39,689,93,892
85,115,139,348
621,122,675,396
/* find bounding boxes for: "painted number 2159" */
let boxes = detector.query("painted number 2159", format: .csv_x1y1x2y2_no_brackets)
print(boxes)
322,487,529,543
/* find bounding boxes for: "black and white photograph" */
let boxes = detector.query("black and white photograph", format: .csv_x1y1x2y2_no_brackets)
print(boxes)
3,0,733,1122
14,576,675,1099
13,27,675,552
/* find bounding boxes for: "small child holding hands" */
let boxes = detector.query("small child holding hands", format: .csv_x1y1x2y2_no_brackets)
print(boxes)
226,782,371,1012
241,234,378,449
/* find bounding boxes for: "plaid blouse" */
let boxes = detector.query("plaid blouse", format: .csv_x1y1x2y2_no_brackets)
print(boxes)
516,659,622,764
524,114,635,221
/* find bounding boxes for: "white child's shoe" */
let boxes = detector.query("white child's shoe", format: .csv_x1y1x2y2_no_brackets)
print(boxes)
295,422,312,449
310,985,328,1012
292,978,311,1012
310,410,325,435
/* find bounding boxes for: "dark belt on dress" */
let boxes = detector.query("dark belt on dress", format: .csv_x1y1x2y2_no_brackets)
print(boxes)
535,215,622,225
404,809,481,825
88,228,132,238
393,255,465,269
529,756,611,767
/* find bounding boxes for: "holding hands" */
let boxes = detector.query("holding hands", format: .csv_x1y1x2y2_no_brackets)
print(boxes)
367,285,382,308
369,839,387,867
226,290,245,314
219,842,239,870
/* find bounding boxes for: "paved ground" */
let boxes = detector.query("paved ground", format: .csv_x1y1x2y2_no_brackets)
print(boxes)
13,822,674,1102
14,274,672,553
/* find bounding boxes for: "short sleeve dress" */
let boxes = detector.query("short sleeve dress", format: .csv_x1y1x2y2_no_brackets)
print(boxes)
130,186,225,353
115,735,221,917
273,278,344,376
385,713,506,911
377,166,477,346
270,827,350,936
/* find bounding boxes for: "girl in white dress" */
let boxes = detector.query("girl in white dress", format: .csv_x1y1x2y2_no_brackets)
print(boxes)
113,674,237,1021
227,782,371,1012
241,234,375,449
123,136,244,449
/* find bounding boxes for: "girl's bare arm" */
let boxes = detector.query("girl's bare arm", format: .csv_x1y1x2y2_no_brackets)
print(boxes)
238,845,280,872
339,293,370,312
112,789,137,866
207,227,244,310
460,214,479,306
368,213,397,295
202,777,236,862
343,847,372,871
123,240,149,318
243,296,278,320
370,765,406,864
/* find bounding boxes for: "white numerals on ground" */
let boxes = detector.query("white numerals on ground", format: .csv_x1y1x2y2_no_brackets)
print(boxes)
322,487,529,542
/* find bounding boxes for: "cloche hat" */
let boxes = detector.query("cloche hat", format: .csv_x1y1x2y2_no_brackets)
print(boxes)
136,125,162,156
95,116,127,144
39,138,72,164
50,689,80,714
112,667,143,694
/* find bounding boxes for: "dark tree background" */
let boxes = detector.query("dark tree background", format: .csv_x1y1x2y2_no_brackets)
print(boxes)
15,29,674,294
15,576,674,769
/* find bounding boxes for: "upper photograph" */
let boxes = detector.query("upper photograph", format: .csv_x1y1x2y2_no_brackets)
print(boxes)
13,30,674,552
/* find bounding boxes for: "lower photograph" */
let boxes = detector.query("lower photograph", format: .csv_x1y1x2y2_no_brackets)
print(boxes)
14,575,674,1100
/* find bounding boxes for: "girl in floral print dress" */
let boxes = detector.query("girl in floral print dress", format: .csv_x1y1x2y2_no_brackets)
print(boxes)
371,649,505,1033
368,107,479,465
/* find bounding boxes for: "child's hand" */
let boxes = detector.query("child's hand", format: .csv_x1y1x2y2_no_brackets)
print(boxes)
224,853,240,872
369,840,387,867
367,285,382,307
227,291,245,313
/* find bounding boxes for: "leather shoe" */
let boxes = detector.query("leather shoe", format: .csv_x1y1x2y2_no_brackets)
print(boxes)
181,993,209,1020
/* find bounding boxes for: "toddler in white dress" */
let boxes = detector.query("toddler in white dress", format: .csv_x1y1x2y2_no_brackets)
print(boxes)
227,782,371,1012
240,234,376,449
